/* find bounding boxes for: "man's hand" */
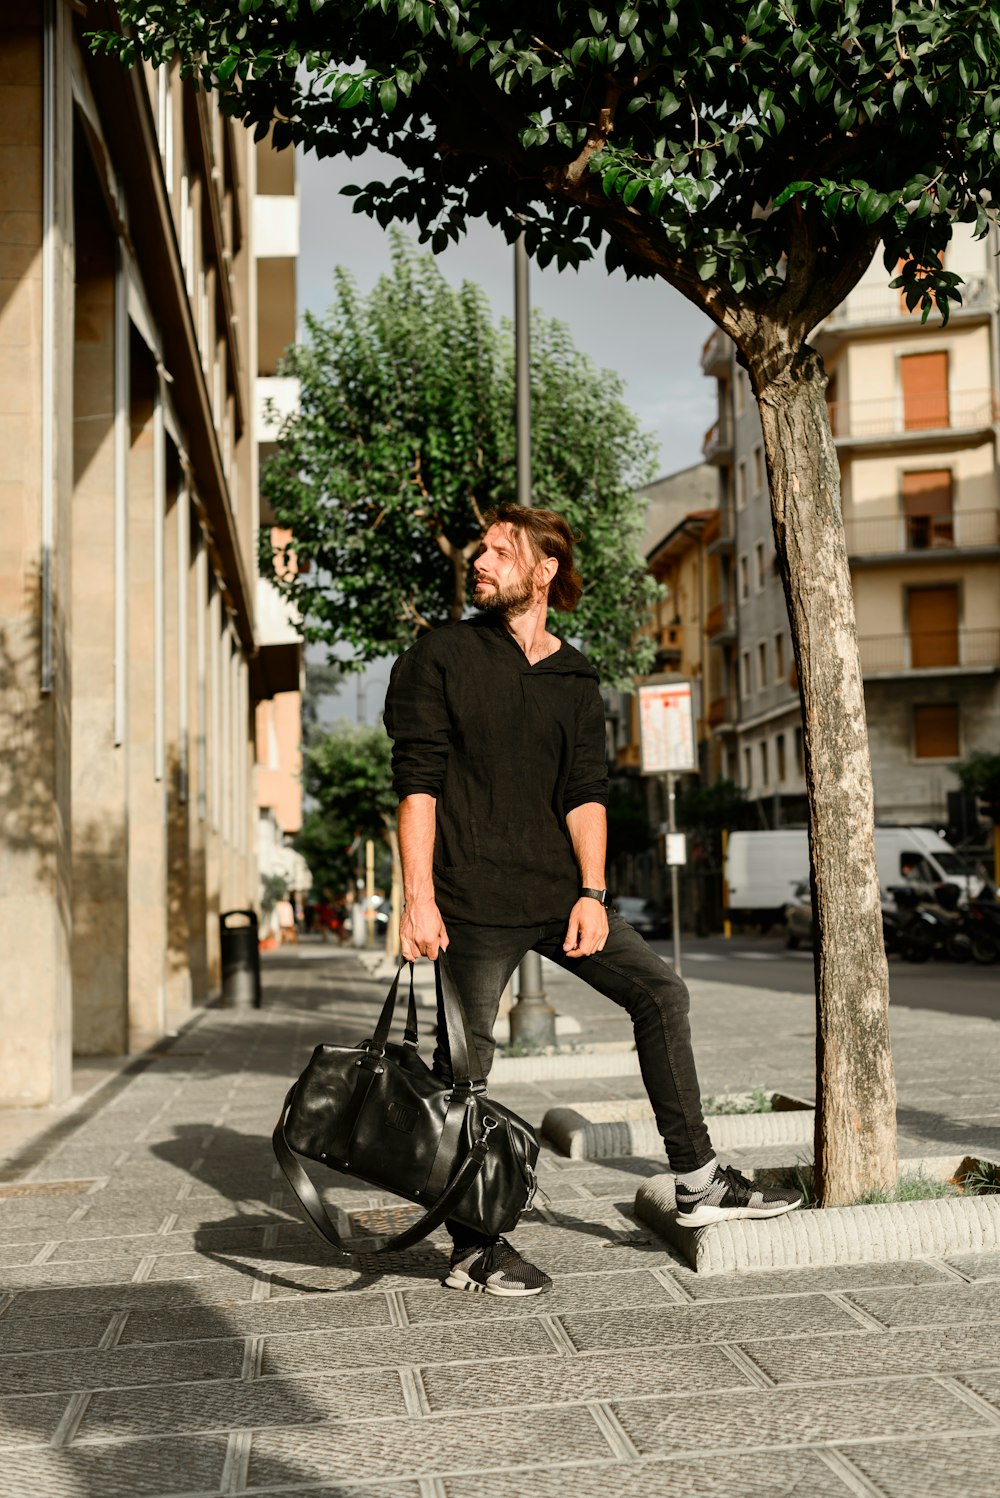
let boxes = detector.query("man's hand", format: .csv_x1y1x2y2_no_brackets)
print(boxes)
400,897,449,962
562,898,609,959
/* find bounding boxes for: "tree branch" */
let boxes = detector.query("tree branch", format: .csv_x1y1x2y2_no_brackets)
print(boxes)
562,80,622,188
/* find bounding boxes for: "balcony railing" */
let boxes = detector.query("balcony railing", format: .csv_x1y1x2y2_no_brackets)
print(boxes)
705,604,737,640
702,417,733,462
701,329,730,375
708,694,738,727
825,275,993,329
859,628,1000,674
828,388,999,441
845,508,1000,555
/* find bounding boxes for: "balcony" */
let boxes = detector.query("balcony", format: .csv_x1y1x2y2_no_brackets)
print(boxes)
828,388,999,447
859,628,1000,676
707,694,738,729
845,507,1000,559
820,275,993,337
705,604,737,643
705,503,735,554
703,417,733,464
701,329,730,377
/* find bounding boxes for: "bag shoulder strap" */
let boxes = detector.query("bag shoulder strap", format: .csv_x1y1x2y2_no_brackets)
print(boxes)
272,1087,494,1256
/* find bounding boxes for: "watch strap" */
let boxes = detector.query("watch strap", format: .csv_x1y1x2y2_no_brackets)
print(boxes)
580,887,608,905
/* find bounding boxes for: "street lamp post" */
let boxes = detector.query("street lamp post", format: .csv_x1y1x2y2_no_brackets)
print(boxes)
508,231,558,1049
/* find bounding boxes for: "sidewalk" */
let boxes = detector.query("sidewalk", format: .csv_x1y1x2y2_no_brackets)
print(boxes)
2,944,1000,1497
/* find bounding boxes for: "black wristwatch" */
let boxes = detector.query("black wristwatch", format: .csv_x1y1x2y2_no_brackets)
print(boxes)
580,887,609,906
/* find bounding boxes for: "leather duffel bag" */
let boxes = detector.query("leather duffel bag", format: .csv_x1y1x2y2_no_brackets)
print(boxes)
273,954,540,1254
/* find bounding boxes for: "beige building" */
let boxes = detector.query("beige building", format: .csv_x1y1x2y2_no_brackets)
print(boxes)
701,227,1000,832
0,6,301,1107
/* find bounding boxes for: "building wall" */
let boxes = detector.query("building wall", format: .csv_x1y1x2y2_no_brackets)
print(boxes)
0,9,300,1105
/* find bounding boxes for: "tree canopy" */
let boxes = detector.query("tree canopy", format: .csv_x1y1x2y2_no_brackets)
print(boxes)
100,1,1000,356
260,234,659,684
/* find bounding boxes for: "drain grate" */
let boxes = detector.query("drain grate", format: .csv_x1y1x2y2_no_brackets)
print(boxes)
0,1179,97,1200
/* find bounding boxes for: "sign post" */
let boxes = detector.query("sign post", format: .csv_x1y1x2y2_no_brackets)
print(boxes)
637,679,698,978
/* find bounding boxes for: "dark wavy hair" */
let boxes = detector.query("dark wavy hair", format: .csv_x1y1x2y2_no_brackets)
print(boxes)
482,504,583,613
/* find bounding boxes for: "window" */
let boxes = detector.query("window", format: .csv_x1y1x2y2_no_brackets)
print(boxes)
774,632,786,683
738,554,749,601
902,469,954,550
908,585,959,668
776,733,787,782
759,740,770,785
794,727,804,776
914,703,960,759
736,460,748,510
753,445,765,494
740,649,751,698
900,351,949,431
754,541,765,592
735,369,747,416
757,640,768,689
743,745,753,789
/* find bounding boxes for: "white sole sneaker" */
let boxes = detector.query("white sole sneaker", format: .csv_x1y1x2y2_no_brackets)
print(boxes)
443,1268,548,1297
674,1199,802,1229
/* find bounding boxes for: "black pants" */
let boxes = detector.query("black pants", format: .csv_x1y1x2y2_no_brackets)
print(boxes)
434,911,715,1250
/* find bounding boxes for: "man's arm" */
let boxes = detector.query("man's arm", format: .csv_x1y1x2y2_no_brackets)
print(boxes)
398,793,449,961
563,801,609,958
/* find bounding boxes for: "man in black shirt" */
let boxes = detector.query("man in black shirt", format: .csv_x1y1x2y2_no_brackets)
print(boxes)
384,504,801,1297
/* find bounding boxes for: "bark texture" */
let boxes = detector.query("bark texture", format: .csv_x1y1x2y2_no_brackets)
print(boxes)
754,345,897,1207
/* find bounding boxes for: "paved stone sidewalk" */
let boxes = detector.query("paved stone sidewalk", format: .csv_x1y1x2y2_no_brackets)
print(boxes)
2,945,1000,1498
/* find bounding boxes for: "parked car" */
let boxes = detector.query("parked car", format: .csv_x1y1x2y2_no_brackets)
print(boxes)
783,880,814,949
613,896,670,940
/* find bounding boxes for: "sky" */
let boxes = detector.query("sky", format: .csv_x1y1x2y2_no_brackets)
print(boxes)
295,145,717,725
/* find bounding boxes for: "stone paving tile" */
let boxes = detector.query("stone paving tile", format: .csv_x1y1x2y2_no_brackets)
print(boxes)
77,1368,407,1440
845,1432,1000,1498
243,1487,420,1498
946,1252,1000,1280
47,1223,272,1263
122,1291,395,1344
0,1393,72,1450
0,1432,228,1498
401,1269,678,1324
957,1368,1000,1412
0,1256,146,1290
41,1211,176,1240
846,1282,1000,1329
563,1294,857,1352
422,1344,751,1412
261,1318,557,1376
247,1406,612,1486
0,1244,45,1268
667,1259,954,1301
2,1275,260,1320
0,1310,113,1354
613,1376,976,1455
741,1325,1000,1384
444,1455,854,1498
0,1334,244,1394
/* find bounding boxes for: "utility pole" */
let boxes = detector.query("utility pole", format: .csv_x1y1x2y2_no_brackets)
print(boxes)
665,772,683,978
508,231,557,1049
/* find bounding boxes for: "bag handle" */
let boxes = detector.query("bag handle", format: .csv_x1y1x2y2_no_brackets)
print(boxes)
272,1086,496,1255
367,956,485,1087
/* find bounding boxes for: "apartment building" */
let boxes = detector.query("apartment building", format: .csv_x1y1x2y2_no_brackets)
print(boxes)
0,6,301,1107
700,226,1000,830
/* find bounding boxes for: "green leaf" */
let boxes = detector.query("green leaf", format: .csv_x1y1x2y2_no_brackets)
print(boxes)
622,177,643,206
773,180,812,207
215,52,239,81
601,166,622,197
568,36,590,65
589,7,606,33
378,78,398,113
339,77,367,109
619,5,639,35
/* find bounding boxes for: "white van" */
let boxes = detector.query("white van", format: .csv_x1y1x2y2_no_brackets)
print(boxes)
725,826,979,921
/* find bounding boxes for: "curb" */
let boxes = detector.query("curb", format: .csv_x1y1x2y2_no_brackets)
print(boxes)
489,1049,640,1083
543,1101,815,1160
635,1162,1000,1275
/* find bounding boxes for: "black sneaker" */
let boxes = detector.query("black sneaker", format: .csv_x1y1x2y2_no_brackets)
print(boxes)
674,1163,803,1228
443,1237,552,1298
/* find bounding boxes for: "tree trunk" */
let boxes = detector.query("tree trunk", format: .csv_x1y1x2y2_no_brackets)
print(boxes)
754,344,897,1207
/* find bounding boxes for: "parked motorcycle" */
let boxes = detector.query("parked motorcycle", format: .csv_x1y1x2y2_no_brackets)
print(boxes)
885,884,974,964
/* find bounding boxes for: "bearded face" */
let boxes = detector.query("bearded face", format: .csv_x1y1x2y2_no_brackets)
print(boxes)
472,525,542,620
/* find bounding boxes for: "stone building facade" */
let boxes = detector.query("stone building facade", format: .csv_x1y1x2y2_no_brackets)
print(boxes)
700,227,1000,832
0,5,300,1107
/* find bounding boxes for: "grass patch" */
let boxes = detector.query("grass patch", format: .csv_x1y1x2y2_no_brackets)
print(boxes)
703,1088,773,1116
757,1161,1000,1209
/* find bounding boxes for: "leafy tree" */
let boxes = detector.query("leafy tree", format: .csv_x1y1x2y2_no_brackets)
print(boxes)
302,722,396,842
259,234,659,685
97,0,1000,1202
293,808,357,896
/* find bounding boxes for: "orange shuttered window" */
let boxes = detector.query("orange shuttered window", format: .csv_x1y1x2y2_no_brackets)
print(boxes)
901,352,949,431
913,703,960,759
908,585,959,668
902,469,954,549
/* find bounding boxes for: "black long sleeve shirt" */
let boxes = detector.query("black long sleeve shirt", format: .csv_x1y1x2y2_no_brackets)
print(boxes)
383,617,609,926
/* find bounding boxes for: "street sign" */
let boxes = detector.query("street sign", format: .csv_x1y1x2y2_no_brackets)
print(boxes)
637,679,697,774
666,833,688,867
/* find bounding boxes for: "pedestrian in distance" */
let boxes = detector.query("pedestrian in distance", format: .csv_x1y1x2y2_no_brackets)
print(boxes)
383,504,802,1298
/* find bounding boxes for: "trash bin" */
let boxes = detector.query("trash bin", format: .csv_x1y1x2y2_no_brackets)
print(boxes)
219,910,262,1009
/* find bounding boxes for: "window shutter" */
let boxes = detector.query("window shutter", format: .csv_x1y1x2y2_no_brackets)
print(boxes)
913,704,959,759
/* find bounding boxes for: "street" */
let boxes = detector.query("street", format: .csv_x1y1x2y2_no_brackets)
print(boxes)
647,934,1000,1022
